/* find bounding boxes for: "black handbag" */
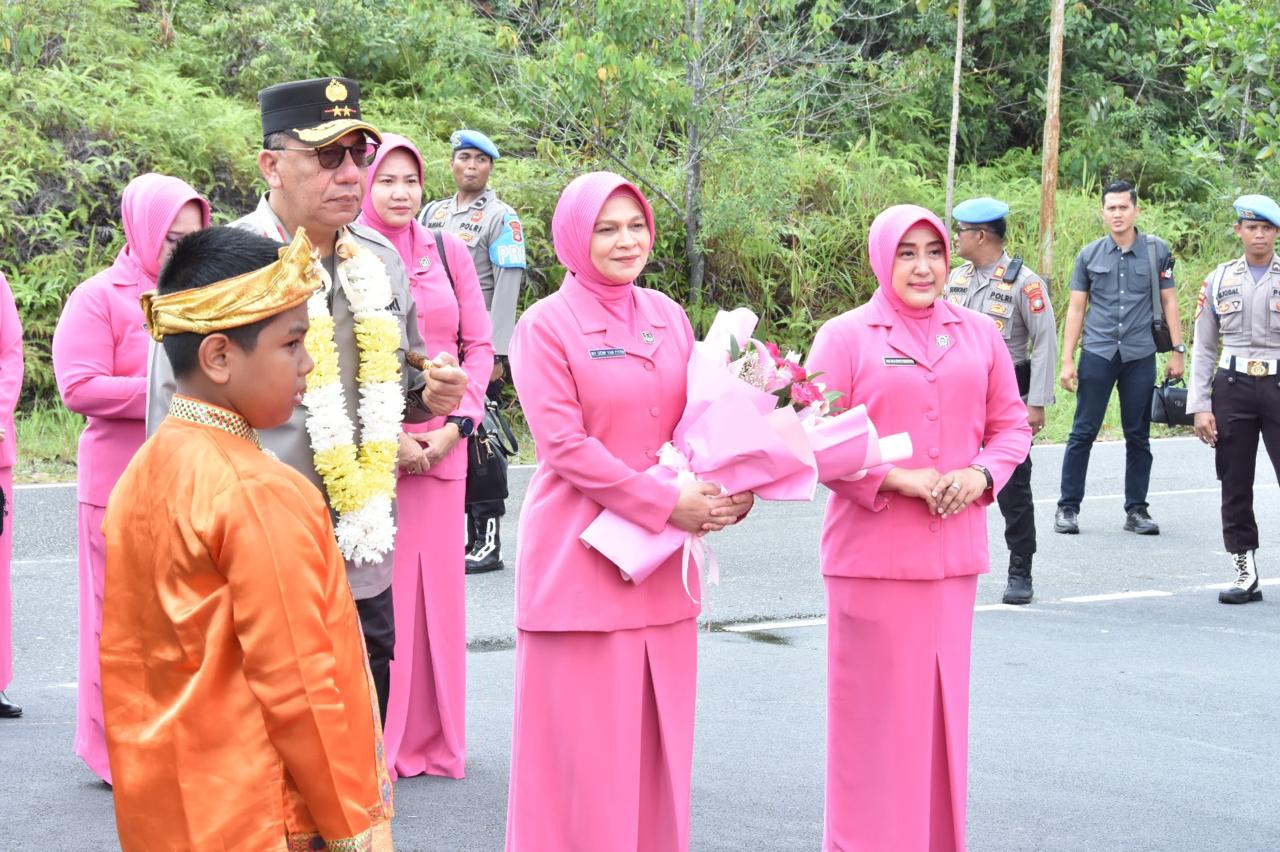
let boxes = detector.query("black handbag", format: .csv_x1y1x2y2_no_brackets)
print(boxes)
466,399,519,504
1151,378,1194,427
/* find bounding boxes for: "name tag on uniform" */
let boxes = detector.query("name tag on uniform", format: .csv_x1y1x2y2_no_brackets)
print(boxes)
590,347,626,359
883,356,916,366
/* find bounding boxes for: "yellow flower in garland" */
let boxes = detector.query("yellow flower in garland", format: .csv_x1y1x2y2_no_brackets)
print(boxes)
300,232,404,564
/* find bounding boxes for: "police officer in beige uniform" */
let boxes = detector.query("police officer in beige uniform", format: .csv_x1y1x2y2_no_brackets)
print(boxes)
948,197,1058,603
420,130,524,574
1188,194,1280,605
147,77,468,718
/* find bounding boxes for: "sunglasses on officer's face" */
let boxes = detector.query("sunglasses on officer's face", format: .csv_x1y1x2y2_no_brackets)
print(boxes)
271,140,381,170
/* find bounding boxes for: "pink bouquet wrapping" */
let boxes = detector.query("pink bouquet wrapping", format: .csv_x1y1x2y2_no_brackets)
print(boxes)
579,308,909,593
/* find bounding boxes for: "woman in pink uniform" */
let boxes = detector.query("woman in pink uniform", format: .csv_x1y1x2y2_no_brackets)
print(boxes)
358,133,494,779
807,204,1031,852
52,173,208,782
505,171,752,852
0,270,23,720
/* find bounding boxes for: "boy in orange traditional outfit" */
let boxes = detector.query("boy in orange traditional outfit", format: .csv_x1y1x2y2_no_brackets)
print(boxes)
101,226,394,851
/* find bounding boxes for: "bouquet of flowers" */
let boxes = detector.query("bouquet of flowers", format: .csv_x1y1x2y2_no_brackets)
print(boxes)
579,308,909,595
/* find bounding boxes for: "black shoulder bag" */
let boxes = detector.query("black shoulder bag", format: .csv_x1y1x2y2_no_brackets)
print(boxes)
1147,235,1174,353
431,231,520,503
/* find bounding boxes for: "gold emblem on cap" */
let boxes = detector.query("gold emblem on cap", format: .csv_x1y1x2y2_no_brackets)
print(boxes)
325,78,348,102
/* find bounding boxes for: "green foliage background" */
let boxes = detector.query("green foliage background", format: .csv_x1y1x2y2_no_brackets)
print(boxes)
2,0,1277,415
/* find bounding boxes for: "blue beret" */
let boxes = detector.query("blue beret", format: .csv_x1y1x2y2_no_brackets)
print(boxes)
450,129,500,160
1233,194,1280,227
953,197,1009,224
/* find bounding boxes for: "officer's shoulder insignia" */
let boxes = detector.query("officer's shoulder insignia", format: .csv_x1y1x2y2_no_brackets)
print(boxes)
1022,279,1047,313
432,206,448,220
993,265,1006,279
470,210,484,223
489,211,527,269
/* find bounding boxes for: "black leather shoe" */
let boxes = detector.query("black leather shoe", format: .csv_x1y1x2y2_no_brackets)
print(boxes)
1002,554,1034,605
1123,508,1160,535
465,517,505,575
1053,507,1079,534
0,691,21,718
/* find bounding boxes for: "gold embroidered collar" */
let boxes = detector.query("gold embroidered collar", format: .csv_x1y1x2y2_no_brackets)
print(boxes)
168,395,262,449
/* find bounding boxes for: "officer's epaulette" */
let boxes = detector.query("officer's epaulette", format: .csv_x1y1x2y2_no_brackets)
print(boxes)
347,220,398,253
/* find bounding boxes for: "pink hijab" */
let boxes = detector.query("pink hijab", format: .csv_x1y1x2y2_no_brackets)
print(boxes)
358,132,430,272
552,171,655,295
113,173,210,286
867,203,951,319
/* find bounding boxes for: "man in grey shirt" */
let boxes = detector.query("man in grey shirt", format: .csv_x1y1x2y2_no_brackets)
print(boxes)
1055,179,1186,536
147,77,468,719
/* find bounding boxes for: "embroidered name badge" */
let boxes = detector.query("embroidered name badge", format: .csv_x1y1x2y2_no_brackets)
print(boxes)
990,291,1014,304
883,356,916,366
590,348,626,359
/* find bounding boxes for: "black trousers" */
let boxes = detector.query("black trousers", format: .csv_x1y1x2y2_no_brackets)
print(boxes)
1212,370,1280,553
996,451,1036,557
468,370,509,521
355,584,395,725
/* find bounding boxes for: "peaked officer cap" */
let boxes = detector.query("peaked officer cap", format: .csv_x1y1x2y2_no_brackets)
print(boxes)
953,197,1010,224
1233,194,1280,227
259,77,382,147
450,129,500,160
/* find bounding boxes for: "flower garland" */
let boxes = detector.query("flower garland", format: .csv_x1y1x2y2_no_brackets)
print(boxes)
302,231,404,565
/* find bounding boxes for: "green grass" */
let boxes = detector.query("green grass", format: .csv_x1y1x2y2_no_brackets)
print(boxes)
14,404,83,483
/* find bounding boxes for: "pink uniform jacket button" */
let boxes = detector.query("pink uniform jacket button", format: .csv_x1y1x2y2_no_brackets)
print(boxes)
925,373,937,382
649,407,660,416
644,362,655,371
926,411,938,421
928,448,940,459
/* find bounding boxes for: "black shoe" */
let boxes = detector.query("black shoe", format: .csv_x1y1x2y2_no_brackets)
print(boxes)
1053,507,1079,534
1123,508,1160,535
1219,551,1263,605
464,512,478,557
1002,554,1034,605
0,691,21,718
465,517,504,574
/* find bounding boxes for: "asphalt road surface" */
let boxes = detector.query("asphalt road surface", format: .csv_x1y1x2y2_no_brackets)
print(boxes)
3,436,1279,850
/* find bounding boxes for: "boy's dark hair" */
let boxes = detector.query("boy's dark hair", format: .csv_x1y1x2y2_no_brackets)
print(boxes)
1102,179,1137,205
157,227,282,378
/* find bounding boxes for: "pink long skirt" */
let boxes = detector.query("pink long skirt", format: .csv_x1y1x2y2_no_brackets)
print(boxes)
505,618,698,852
384,475,468,779
75,501,111,783
0,469,13,691
823,574,978,852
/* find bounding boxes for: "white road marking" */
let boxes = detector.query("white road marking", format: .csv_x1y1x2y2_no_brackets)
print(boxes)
973,603,1036,612
722,617,827,633
1033,483,1277,505
1060,590,1174,603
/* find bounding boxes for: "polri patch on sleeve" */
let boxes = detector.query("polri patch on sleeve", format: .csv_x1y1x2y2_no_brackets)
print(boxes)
489,211,527,269
590,347,626,359
883,356,916,366
1023,280,1047,313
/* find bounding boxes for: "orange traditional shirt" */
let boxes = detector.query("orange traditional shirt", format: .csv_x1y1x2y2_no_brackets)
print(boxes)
101,396,393,851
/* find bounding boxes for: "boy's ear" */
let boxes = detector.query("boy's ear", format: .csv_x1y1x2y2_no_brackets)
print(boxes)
197,333,235,386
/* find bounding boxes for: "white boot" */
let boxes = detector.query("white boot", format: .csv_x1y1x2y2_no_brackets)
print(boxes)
1219,550,1262,605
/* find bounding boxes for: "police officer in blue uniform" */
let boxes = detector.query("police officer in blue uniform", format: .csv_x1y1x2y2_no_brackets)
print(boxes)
948,197,1058,603
421,130,526,573
1188,194,1280,604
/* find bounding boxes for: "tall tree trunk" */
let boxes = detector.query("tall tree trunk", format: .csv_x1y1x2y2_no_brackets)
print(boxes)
685,0,706,304
944,0,965,233
1038,0,1066,283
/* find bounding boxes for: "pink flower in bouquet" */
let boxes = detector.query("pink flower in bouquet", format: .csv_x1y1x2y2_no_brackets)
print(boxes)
762,341,783,362
779,359,807,384
790,379,826,407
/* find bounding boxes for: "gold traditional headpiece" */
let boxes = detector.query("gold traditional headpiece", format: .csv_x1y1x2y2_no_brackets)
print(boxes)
141,228,325,342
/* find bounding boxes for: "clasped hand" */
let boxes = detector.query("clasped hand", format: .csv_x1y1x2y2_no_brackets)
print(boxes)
669,481,754,534
886,466,986,517
422,352,468,417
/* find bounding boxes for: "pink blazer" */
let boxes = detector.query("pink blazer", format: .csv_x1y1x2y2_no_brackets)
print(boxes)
807,294,1031,580
404,231,495,481
508,277,698,632
0,273,23,470
52,270,150,506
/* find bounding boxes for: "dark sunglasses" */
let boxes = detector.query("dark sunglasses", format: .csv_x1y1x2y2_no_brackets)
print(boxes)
270,140,380,169
953,226,989,236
